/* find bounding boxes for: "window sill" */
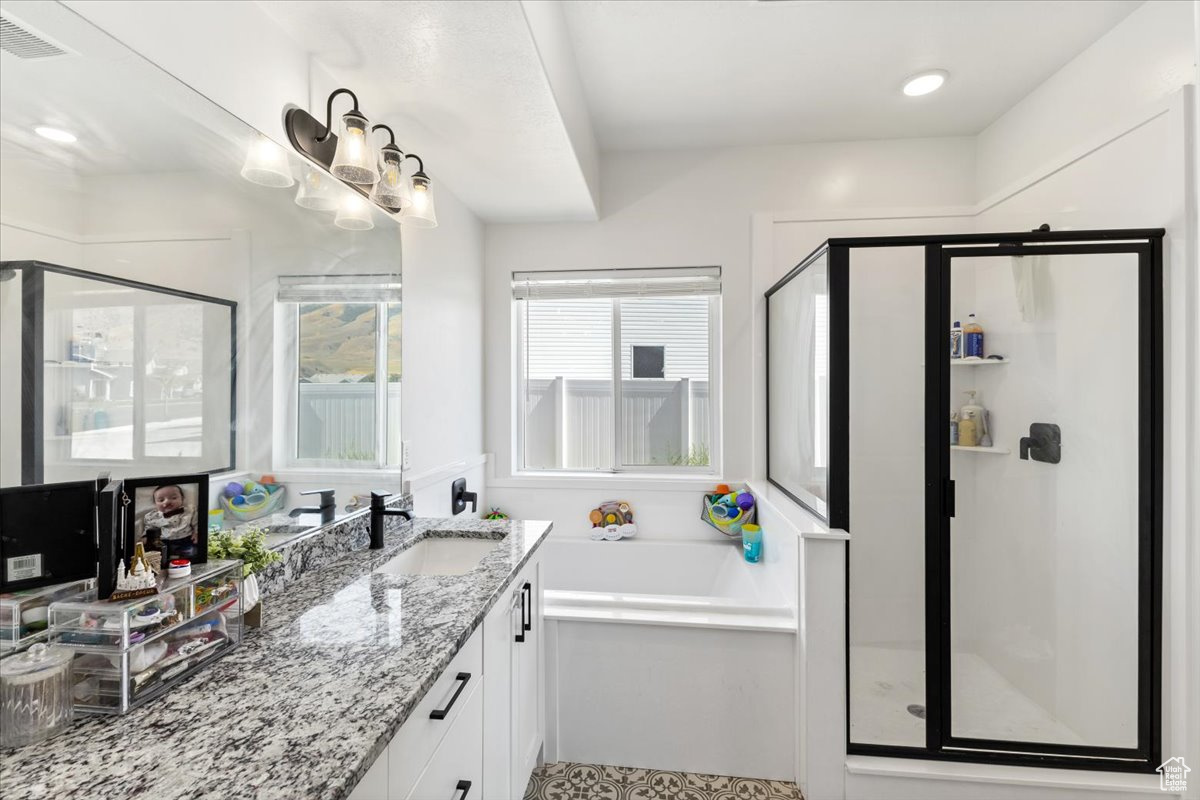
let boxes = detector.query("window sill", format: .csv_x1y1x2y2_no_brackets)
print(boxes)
491,471,726,492
270,467,404,483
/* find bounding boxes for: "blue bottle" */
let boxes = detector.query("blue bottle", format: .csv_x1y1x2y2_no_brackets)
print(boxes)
742,524,762,563
964,313,984,358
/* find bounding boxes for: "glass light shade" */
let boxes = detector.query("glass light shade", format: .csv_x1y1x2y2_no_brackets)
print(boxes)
294,165,339,211
369,149,413,210
330,112,378,184
334,193,375,231
403,178,438,228
241,137,294,188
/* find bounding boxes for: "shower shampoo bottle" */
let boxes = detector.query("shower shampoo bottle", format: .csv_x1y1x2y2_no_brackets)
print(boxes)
959,390,984,447
963,313,984,359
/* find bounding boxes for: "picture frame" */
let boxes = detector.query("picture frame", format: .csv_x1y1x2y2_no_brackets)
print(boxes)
0,480,98,592
121,474,210,569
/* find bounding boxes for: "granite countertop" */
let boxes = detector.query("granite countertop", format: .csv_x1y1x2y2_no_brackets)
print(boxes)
1,516,553,800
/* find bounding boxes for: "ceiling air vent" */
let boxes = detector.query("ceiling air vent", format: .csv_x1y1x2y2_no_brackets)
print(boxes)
0,15,69,59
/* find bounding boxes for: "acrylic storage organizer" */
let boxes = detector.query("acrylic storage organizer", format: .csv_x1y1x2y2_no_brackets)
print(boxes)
47,559,243,714
1,578,98,657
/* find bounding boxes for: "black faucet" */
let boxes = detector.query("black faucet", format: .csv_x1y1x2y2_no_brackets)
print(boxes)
290,488,337,524
370,491,413,549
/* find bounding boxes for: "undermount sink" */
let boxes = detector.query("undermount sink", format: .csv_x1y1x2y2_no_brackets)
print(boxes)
376,537,499,576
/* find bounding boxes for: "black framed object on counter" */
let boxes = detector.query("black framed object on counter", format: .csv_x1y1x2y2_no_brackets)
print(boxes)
120,474,210,566
0,480,99,591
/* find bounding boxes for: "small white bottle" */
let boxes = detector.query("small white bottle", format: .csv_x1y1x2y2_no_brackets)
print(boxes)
950,320,963,359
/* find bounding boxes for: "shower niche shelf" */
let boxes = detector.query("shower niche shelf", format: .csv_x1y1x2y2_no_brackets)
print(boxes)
950,445,1010,455
950,358,1009,366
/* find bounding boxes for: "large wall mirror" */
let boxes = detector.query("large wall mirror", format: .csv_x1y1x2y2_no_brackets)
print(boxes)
0,2,402,540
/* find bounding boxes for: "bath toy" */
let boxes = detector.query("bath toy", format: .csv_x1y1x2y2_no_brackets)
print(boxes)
223,482,244,498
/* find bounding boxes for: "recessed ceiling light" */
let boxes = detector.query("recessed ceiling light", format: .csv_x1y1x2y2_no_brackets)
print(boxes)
902,70,948,97
35,126,77,143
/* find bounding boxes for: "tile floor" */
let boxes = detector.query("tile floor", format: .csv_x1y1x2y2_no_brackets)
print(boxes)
524,762,804,800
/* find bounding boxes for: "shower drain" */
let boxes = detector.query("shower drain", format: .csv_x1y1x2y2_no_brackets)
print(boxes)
906,704,927,719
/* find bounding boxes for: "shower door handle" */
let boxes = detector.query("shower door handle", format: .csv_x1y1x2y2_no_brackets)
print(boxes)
944,478,955,518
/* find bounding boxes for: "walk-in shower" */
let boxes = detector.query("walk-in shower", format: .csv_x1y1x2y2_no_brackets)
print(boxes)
766,228,1163,772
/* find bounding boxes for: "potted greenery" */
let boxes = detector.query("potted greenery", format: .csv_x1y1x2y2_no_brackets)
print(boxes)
207,527,280,628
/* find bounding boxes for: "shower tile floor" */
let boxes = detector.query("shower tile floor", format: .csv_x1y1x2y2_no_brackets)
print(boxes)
524,762,804,800
850,644,1084,747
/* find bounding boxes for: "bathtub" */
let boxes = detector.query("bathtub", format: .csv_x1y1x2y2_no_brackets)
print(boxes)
543,538,794,630
542,537,797,781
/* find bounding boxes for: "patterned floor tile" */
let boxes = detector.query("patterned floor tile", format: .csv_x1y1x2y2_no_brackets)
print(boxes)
524,762,804,800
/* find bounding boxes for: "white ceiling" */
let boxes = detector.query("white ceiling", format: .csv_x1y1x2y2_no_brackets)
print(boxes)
562,0,1142,150
257,0,599,222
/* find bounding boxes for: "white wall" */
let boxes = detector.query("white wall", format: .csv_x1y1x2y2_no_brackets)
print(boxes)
485,138,976,536
974,0,1196,200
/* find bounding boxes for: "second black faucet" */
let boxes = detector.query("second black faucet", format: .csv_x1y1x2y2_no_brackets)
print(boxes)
370,491,413,549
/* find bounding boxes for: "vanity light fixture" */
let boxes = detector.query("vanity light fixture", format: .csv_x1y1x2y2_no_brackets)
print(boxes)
240,135,295,188
294,164,339,211
368,124,413,212
34,126,76,143
334,192,375,231
285,87,437,228
401,153,438,228
323,90,378,185
902,69,948,97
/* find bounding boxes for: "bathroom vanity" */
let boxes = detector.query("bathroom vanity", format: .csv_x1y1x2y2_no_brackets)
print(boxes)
0,514,552,800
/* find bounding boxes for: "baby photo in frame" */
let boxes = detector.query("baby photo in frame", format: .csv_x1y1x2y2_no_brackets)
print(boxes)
123,474,209,569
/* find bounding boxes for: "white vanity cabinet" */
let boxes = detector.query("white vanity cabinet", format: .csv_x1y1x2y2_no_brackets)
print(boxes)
482,554,545,800
347,553,544,800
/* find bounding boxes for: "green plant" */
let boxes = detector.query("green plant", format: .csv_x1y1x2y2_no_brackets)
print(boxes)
207,527,281,577
668,443,710,467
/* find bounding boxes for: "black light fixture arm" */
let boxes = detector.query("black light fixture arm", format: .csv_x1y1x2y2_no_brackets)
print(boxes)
371,123,400,149
317,88,362,143
404,153,426,173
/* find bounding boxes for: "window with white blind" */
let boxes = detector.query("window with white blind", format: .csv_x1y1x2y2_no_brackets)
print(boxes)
275,275,402,468
513,267,720,472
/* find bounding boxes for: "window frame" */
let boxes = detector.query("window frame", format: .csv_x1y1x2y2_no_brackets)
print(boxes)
277,300,400,472
513,292,721,476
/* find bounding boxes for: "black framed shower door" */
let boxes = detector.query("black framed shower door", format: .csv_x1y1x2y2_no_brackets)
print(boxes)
770,228,1165,773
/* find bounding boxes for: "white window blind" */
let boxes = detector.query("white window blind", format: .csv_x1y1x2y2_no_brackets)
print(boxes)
512,266,721,300
277,274,402,304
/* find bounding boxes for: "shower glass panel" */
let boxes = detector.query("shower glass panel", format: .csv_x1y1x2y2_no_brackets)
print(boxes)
766,248,829,518
945,247,1142,751
846,246,927,748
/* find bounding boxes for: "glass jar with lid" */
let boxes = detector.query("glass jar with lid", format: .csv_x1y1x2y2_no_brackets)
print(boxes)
1,642,74,748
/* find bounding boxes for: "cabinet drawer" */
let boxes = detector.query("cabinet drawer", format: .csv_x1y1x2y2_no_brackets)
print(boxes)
389,629,484,800
404,678,483,800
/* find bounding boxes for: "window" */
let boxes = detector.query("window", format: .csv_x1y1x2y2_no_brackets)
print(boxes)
276,275,401,468
514,267,720,472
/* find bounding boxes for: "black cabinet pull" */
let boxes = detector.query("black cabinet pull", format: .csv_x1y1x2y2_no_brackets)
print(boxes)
429,672,471,720
454,780,472,800
514,590,525,644
522,581,532,632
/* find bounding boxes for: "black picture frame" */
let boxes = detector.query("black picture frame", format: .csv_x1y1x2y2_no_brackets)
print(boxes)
121,473,210,567
0,480,98,592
